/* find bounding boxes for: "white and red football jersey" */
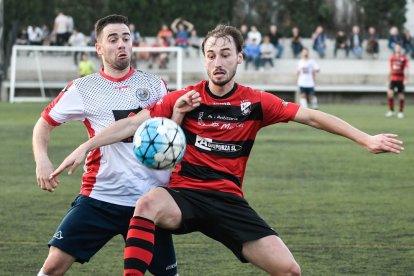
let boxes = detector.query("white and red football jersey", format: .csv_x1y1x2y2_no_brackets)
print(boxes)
42,67,171,206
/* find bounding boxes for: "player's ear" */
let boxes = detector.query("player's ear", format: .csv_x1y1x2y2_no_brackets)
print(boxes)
237,52,243,64
95,42,102,56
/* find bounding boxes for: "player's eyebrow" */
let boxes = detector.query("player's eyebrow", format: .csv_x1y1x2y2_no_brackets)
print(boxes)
107,32,131,38
206,47,232,53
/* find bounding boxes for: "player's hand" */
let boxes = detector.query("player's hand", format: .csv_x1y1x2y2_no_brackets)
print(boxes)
365,134,404,154
36,158,60,192
49,144,89,180
174,90,201,114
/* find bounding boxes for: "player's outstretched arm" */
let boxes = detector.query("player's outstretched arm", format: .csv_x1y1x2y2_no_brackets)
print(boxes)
50,109,152,178
33,117,60,192
293,107,404,154
171,90,201,125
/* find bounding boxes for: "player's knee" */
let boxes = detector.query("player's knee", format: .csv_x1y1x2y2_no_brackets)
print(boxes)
41,262,65,276
41,247,73,276
269,260,301,276
135,191,160,218
288,261,301,276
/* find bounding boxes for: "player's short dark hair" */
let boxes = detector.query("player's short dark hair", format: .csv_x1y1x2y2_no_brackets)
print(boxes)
95,14,129,40
201,24,244,55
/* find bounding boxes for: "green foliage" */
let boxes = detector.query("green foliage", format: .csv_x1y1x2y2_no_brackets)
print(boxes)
358,0,407,37
3,0,407,42
0,102,413,275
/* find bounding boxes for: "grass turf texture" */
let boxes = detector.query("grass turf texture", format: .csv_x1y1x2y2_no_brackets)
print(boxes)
0,102,412,275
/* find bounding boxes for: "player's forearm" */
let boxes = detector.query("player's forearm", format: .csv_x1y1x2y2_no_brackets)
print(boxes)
295,108,371,147
32,118,53,162
85,109,151,151
171,108,186,126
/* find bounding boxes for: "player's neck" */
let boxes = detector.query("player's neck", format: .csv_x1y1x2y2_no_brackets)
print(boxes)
103,65,131,79
208,81,235,97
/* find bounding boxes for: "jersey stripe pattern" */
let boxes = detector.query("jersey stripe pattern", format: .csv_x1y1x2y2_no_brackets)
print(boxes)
390,54,409,81
41,68,171,207
149,80,300,197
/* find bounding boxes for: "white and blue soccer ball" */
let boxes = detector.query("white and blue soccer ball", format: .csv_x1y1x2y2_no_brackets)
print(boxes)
133,117,186,170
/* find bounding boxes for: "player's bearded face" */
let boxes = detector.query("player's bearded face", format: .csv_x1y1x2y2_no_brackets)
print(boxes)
98,24,132,71
205,36,241,87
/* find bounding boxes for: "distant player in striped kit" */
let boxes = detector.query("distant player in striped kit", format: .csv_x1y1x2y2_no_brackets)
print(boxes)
51,25,404,276
32,14,178,276
386,44,409,118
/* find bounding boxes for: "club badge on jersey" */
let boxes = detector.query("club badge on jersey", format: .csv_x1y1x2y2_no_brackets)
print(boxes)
136,88,150,101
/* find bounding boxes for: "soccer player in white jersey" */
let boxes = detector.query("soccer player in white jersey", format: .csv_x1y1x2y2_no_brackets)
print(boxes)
297,47,320,109
32,14,178,276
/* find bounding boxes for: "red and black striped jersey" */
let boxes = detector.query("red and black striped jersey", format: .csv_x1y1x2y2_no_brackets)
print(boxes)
390,54,409,81
149,80,300,197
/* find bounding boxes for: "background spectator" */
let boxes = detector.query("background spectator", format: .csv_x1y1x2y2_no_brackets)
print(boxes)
268,25,283,58
148,36,169,69
247,25,262,44
188,29,201,57
259,35,275,69
171,17,194,57
129,23,141,47
78,52,95,77
240,24,248,44
312,25,327,58
402,29,414,58
366,26,379,59
334,30,349,58
68,29,87,65
15,26,29,45
157,24,173,46
27,25,44,45
388,26,402,53
65,14,74,45
244,38,261,70
53,11,68,46
290,27,303,58
349,25,363,59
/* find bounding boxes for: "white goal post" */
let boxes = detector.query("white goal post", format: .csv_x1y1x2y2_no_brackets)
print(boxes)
8,45,183,103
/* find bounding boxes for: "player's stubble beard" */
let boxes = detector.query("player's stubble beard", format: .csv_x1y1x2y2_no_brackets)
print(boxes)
113,57,130,71
208,64,237,87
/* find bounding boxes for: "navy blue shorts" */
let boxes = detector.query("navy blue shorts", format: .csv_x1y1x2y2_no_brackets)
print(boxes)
299,86,315,95
49,195,177,275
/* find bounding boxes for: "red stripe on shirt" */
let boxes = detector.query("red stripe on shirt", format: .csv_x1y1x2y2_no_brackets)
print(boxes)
80,118,100,196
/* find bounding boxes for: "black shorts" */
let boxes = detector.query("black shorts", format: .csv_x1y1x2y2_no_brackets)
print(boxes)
389,80,405,93
163,187,278,262
49,195,177,275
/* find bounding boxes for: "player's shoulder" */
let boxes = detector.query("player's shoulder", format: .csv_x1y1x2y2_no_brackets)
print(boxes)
133,69,162,82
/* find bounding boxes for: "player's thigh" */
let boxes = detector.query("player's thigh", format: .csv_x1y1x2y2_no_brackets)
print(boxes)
242,235,300,275
42,246,76,274
135,187,182,229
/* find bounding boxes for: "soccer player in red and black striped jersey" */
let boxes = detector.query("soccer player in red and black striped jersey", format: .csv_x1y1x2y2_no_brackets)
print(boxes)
52,25,404,276
386,44,409,118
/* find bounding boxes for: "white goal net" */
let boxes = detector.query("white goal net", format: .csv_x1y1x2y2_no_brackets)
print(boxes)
7,45,183,103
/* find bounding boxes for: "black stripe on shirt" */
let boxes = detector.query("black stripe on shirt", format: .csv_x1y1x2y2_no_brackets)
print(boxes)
179,161,241,187
187,102,263,122
183,129,254,158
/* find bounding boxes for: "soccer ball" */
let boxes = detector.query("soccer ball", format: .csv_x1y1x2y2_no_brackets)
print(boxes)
133,117,186,170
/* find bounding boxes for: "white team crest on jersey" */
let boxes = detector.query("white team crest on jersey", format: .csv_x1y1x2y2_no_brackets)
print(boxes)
240,101,251,116
53,231,63,240
136,88,150,101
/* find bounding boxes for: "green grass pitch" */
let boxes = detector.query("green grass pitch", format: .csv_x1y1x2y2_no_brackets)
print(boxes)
0,102,413,275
